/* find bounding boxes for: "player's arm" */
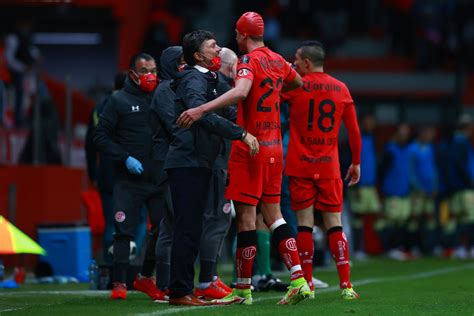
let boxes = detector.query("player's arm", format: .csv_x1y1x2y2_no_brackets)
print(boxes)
282,72,303,93
182,74,259,155
342,101,362,186
177,78,252,128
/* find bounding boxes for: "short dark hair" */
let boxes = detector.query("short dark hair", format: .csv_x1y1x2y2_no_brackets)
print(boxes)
182,30,216,66
298,41,325,67
129,53,155,70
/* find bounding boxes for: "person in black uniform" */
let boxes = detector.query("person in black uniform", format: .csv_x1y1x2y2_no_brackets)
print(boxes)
150,46,184,296
94,53,164,300
152,47,239,299
165,30,258,306
195,47,238,299
85,72,126,265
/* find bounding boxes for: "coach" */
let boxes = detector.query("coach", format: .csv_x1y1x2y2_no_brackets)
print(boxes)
165,30,257,306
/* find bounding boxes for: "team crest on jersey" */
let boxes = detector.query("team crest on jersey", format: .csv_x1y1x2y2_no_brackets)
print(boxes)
115,211,126,223
240,55,250,64
222,202,231,214
237,68,249,77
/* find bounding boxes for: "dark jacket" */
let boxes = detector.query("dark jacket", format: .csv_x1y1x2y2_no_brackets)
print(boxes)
164,66,244,170
85,95,115,192
150,46,183,162
94,77,158,183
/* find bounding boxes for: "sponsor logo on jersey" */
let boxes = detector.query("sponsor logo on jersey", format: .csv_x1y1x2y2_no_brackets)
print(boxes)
237,68,249,77
131,105,140,112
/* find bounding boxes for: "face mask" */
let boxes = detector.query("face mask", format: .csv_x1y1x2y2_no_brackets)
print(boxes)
200,52,222,71
136,72,157,93
178,64,186,72
207,56,222,71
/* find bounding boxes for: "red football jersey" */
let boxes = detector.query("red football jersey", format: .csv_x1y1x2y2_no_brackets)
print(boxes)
230,47,297,163
283,72,361,179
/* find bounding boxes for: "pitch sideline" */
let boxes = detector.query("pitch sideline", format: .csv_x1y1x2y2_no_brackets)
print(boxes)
134,262,474,316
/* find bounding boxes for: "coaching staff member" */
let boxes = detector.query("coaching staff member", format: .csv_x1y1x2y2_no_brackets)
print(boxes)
165,30,258,306
94,53,163,300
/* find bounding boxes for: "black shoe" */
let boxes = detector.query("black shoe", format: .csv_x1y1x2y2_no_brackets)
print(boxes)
257,275,289,292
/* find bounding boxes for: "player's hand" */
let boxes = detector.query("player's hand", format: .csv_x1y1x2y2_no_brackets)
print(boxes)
242,132,259,157
345,164,360,186
177,107,204,128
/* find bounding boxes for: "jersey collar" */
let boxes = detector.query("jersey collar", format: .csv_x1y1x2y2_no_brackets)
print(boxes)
194,65,209,73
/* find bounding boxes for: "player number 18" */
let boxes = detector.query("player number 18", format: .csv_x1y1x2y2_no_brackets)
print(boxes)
308,99,336,132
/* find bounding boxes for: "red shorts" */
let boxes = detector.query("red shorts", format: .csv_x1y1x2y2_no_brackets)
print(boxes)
289,177,343,212
225,160,282,206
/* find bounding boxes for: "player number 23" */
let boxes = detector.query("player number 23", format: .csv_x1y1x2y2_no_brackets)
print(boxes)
308,99,335,132
256,77,283,113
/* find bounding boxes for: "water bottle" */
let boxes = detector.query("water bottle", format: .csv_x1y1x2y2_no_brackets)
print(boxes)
88,259,98,290
0,259,4,282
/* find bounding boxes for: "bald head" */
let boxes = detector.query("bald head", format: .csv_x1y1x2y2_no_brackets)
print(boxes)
219,47,238,79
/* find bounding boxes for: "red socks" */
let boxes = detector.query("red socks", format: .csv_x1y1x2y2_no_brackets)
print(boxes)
271,219,304,281
328,227,352,289
297,226,314,288
235,230,257,289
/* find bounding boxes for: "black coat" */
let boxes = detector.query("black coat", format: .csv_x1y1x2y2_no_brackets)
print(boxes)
150,46,183,163
94,77,159,183
164,66,244,170
85,96,115,193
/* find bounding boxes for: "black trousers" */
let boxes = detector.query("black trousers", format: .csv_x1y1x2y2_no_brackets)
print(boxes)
155,168,231,288
200,168,232,265
112,178,166,283
167,167,212,298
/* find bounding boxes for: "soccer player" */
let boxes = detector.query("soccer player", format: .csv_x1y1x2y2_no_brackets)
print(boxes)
378,124,413,260
408,126,438,255
177,12,311,305
448,115,474,258
281,41,361,300
347,113,381,260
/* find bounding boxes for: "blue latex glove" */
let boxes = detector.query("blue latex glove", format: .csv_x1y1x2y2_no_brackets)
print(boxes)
125,156,144,175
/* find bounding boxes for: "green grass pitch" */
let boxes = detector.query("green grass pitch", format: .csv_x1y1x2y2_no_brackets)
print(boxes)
1,258,474,315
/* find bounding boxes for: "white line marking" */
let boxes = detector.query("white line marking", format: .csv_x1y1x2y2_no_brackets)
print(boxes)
133,263,474,316
0,307,26,313
1,263,472,315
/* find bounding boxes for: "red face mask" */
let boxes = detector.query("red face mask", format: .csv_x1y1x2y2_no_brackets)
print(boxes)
137,73,158,93
206,56,222,71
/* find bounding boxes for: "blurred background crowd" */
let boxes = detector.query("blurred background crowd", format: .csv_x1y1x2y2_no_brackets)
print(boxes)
1,0,474,273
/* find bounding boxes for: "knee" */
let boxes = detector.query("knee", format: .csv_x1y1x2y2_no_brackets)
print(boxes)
237,216,256,232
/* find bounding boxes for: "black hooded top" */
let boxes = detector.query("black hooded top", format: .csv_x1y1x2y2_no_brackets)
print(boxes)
150,46,183,162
